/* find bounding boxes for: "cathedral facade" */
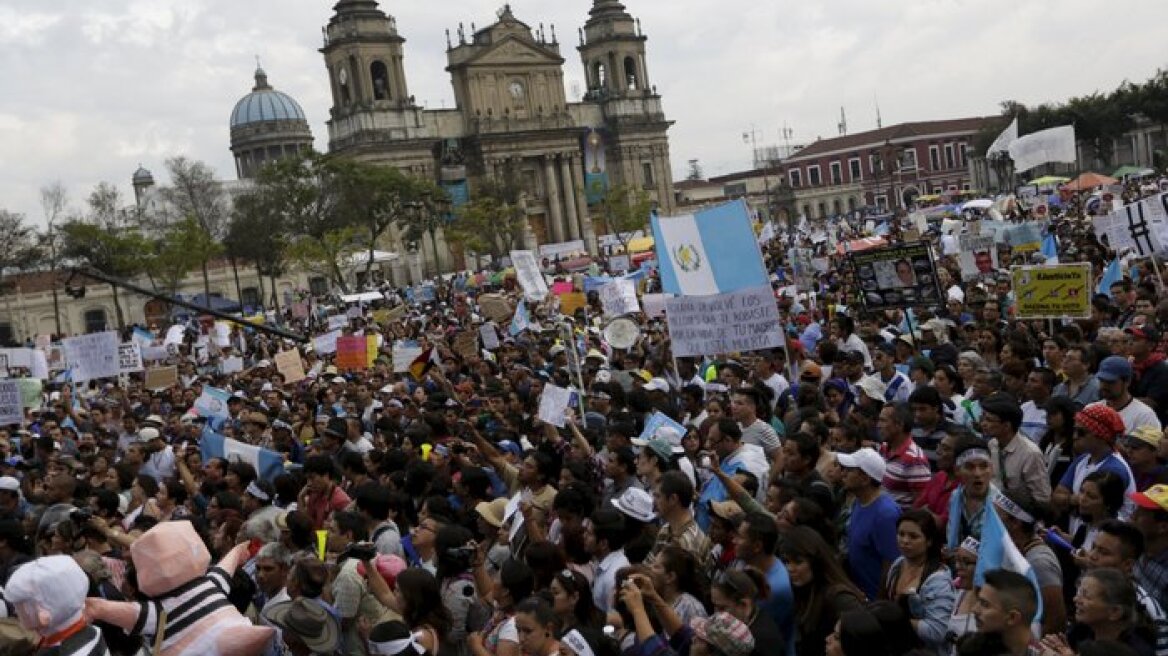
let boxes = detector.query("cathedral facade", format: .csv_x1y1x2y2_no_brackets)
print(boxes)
319,0,675,277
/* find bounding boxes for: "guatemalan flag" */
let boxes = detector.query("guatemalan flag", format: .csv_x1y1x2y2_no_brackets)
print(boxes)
975,494,1044,627
651,199,769,296
200,427,285,481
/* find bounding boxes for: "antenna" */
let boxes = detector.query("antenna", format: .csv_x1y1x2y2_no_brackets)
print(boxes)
875,96,882,129
838,107,847,136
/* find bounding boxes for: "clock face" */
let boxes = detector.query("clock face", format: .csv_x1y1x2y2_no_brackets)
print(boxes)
509,81,525,99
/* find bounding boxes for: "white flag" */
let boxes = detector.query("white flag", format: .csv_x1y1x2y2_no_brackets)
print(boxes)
1008,125,1077,172
986,117,1018,155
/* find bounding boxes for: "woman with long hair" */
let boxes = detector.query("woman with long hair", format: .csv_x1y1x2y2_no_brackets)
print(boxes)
468,558,534,656
709,568,785,656
932,364,965,425
549,568,603,634
880,509,955,653
945,537,981,653
394,568,453,655
825,609,889,656
822,379,855,422
513,597,560,656
646,545,709,625
778,526,865,656
1040,395,1079,486
955,352,985,395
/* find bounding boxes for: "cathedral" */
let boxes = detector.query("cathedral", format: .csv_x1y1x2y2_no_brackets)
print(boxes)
315,0,676,277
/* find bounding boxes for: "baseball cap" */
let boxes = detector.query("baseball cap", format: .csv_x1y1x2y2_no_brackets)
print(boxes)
0,476,20,494
799,362,822,381
1129,484,1168,512
631,435,681,463
610,487,656,523
1097,356,1133,382
643,378,670,393
1126,326,1161,342
1124,425,1162,450
836,447,886,483
690,612,755,656
137,427,161,442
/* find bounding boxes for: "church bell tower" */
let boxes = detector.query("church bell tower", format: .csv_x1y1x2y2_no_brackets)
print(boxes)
320,0,412,114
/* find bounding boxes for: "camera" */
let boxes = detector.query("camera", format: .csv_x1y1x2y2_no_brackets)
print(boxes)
70,508,93,524
340,541,377,562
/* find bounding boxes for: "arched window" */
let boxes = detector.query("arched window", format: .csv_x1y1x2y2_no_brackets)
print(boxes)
84,309,107,334
624,56,639,90
847,196,857,212
592,61,607,89
370,61,390,100
832,199,842,216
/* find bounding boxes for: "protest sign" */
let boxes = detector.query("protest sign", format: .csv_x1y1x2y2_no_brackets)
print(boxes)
510,250,549,301
1093,191,1168,257
118,342,144,374
1010,264,1091,319
641,293,667,318
291,302,310,320
559,292,587,317
609,254,630,273
63,331,121,383
664,286,783,358
144,366,178,391
537,384,571,428
16,379,42,409
957,234,999,281
453,331,479,360
274,349,306,384
141,345,169,362
45,346,66,370
639,411,687,442
327,315,349,331
163,325,185,347
480,323,500,350
392,344,423,373
346,306,363,319
220,356,244,375
313,330,341,356
335,336,367,371
366,335,379,368
599,279,640,317
0,381,21,426
848,242,943,311
478,294,513,323
1005,223,1041,253
194,386,232,419
552,281,574,295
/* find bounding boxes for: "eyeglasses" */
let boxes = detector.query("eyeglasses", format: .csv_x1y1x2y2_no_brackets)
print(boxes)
1074,427,1093,438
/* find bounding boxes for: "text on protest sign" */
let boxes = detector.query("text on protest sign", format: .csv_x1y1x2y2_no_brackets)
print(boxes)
599,279,640,317
144,366,178,391
275,349,306,384
335,336,368,371
63,331,121,383
118,342,144,374
537,384,572,428
0,380,21,426
1010,264,1091,319
1093,191,1168,257
510,250,549,301
664,286,783,358
313,330,341,355
848,242,943,311
957,234,999,281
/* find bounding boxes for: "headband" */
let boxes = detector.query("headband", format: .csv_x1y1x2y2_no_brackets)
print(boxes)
561,630,596,656
244,481,270,502
958,536,981,555
368,632,426,656
992,493,1034,524
956,448,991,468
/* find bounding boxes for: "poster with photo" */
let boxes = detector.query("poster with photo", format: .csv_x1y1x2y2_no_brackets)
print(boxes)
848,242,943,311
957,234,999,281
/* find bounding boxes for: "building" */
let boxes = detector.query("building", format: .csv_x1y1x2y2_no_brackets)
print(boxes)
229,66,315,179
318,0,675,282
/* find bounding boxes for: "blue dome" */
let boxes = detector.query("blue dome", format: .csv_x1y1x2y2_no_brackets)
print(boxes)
230,67,307,129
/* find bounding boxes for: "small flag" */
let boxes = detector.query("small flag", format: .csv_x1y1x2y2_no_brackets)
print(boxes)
1041,234,1059,264
510,300,532,336
651,199,769,296
974,495,1044,625
408,347,441,380
1097,258,1121,297
199,428,285,481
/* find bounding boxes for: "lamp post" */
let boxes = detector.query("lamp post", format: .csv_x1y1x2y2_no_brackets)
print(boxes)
743,126,771,220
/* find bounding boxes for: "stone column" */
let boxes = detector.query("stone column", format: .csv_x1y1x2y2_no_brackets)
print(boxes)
543,156,565,243
569,154,597,255
560,154,581,241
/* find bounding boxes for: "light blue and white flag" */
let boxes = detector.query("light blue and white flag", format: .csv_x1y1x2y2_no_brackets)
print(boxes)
1041,233,1059,264
651,199,768,296
200,428,285,481
509,300,532,336
193,386,232,419
1097,258,1122,296
639,411,687,442
131,327,156,347
974,494,1044,624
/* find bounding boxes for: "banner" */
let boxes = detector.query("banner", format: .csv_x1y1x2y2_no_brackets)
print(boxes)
118,342,144,374
957,234,999,281
537,384,572,428
599,279,640,317
194,386,232,419
1093,191,1168,257
1008,125,1077,172
313,330,341,356
538,240,587,261
144,366,178,391
335,336,368,371
510,250,549,301
0,380,21,426
651,199,768,296
1011,264,1091,319
848,242,943,311
62,331,121,383
664,285,783,357
274,349,306,384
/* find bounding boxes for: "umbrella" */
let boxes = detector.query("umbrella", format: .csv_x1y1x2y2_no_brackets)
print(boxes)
1061,172,1117,192
835,236,888,255
1112,165,1154,179
1029,175,1070,188
960,199,994,211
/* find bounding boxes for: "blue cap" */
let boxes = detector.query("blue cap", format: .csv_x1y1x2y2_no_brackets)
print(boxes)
1097,356,1133,382
496,440,524,458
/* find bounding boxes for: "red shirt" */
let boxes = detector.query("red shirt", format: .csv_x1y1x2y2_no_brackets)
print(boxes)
915,470,958,527
305,484,351,530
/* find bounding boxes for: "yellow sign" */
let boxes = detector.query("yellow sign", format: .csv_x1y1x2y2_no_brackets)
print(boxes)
559,292,587,317
366,335,379,367
1010,264,1090,319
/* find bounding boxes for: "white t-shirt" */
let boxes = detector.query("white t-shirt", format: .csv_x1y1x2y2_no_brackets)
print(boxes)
761,373,790,411
1088,399,1161,433
840,333,873,370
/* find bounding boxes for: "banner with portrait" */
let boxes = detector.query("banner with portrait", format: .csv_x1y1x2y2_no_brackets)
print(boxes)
848,242,943,311
957,234,999,281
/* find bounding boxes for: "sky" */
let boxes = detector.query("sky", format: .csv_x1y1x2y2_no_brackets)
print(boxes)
2,0,1166,225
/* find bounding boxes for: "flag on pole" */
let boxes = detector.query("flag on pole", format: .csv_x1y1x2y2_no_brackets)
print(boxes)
1008,125,1077,172
975,494,1044,626
1097,258,1122,296
408,347,442,380
1040,234,1059,264
986,117,1018,155
200,428,285,481
651,199,769,296
510,300,532,336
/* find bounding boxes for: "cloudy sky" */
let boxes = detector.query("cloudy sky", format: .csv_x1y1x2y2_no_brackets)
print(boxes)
2,0,1166,224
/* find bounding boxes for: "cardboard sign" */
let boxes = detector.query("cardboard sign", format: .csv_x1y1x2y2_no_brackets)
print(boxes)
478,294,514,323
274,349,306,384
599,279,640,317
144,366,178,391
63,331,121,383
335,336,368,371
848,242,944,311
537,384,571,428
220,356,244,375
559,292,587,317
957,234,999,281
1010,264,1091,319
510,250,549,301
313,330,341,355
664,285,784,357
0,380,21,426
453,331,479,360
118,342,144,374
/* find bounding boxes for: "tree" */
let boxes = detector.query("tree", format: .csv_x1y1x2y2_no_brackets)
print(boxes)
446,175,527,261
143,217,217,298
39,182,69,336
686,159,704,181
0,210,41,281
160,157,228,301
596,184,653,253
227,188,290,309
332,158,427,282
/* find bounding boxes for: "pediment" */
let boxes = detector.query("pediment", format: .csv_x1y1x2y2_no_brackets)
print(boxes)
463,36,564,68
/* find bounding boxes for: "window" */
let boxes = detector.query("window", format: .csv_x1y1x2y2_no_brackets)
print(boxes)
802,204,812,218
641,162,655,188
789,169,801,187
848,158,862,181
624,57,639,90
847,197,857,212
0,323,12,346
962,183,971,191
830,162,842,185
832,199,842,215
945,144,955,169
900,148,917,171
869,154,882,174
592,61,607,89
241,287,260,309
958,143,968,167
929,146,941,171
875,194,888,209
309,276,329,297
807,165,822,186
84,309,107,334
370,61,390,100
724,183,747,197
817,202,827,218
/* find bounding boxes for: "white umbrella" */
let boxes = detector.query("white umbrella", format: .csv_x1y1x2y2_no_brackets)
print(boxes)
960,199,993,211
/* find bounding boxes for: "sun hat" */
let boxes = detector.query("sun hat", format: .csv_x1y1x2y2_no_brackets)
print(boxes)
262,599,340,654
475,498,510,529
610,487,657,523
690,612,754,656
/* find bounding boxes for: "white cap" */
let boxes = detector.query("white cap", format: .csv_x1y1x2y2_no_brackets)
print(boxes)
0,476,20,495
643,378,670,393
836,447,886,483
138,427,161,442
330,376,347,385
144,414,165,426
611,487,657,523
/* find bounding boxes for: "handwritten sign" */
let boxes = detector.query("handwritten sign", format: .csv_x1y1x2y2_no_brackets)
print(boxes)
392,344,423,373
641,293,667,318
274,349,306,384
599,279,640,317
480,324,500,350
63,331,121,383
335,336,368,371
664,286,783,357
0,381,22,426
537,384,571,428
144,366,178,391
118,342,144,374
479,294,513,323
510,250,549,301
453,331,478,360
220,356,244,375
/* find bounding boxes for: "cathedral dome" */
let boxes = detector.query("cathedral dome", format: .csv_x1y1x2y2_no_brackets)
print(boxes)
229,67,308,129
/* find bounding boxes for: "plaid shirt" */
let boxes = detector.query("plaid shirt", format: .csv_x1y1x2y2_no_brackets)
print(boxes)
1136,548,1168,612
645,515,714,571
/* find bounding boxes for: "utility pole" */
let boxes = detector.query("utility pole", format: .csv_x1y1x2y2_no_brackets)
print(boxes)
743,126,771,221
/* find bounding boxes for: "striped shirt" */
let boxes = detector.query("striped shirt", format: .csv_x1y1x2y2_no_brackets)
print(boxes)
880,438,932,509
44,625,110,656
128,566,242,654
1136,583,1168,656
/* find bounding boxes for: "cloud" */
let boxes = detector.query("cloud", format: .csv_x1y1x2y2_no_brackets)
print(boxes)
1,0,1166,226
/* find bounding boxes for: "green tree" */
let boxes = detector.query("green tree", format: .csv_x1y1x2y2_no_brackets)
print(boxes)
144,217,217,297
332,158,428,282
38,182,69,337
227,188,290,309
446,176,527,261
596,184,653,253
160,157,228,301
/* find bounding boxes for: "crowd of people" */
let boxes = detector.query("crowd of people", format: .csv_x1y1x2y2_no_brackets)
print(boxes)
0,185,1167,656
